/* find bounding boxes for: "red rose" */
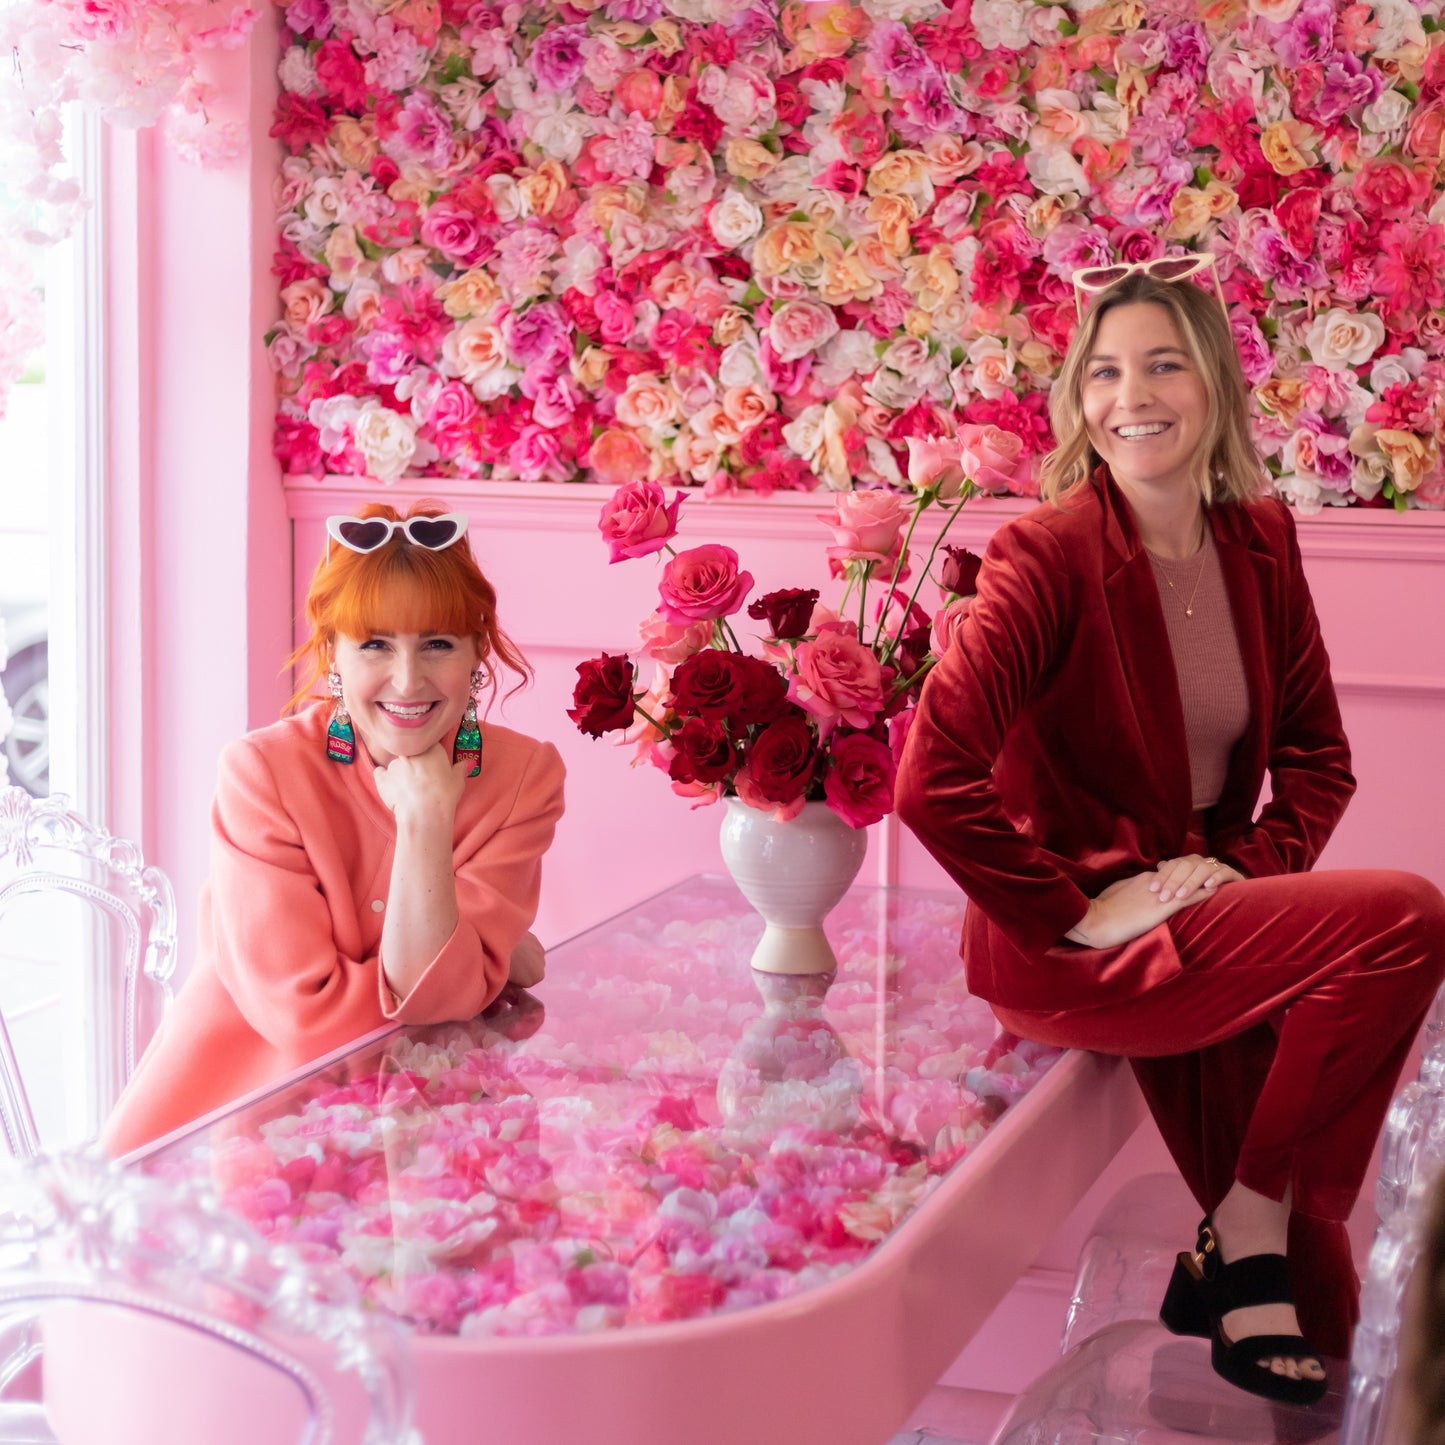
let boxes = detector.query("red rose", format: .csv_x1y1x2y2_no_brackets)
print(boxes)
938,546,983,596
568,654,637,737
734,657,792,727
747,588,819,640
667,717,737,786
822,731,896,828
670,649,748,721
740,716,818,805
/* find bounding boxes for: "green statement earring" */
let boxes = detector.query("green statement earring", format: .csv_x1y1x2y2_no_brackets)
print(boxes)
453,670,483,777
326,672,355,764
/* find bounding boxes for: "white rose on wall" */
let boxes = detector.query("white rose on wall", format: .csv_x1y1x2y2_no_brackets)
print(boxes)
971,0,1031,49
353,403,427,484
277,46,317,96
1362,89,1412,135
1304,309,1387,372
708,191,764,249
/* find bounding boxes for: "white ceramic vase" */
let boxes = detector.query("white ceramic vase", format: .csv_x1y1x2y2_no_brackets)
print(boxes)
718,797,868,975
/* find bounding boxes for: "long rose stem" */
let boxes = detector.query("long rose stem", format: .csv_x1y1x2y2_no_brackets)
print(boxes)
877,482,976,673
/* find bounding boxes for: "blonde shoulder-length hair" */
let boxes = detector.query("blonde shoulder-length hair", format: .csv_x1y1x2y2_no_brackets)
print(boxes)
1039,271,1266,507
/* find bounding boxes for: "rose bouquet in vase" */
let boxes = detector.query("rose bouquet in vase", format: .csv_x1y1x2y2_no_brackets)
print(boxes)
568,429,1001,974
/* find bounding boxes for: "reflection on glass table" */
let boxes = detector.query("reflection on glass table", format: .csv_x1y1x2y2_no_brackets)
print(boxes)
126,876,1143,1445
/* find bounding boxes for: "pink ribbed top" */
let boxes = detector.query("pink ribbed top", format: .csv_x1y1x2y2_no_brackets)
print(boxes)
1146,530,1251,809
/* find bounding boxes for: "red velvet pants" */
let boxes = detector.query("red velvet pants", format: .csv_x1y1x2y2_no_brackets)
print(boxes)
993,864,1445,1358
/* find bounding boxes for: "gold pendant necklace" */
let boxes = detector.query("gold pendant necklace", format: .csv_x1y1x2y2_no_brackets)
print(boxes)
1150,546,1208,619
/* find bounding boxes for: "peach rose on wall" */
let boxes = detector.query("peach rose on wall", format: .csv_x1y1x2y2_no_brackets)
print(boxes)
587,428,651,486
1375,430,1440,493
1304,310,1387,373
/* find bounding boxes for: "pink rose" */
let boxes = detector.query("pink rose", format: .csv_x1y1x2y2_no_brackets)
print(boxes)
958,423,1026,491
822,731,896,828
788,630,885,732
509,425,571,482
419,202,489,267
905,436,965,496
767,300,840,363
636,611,713,664
817,491,912,564
657,545,754,624
616,68,663,120
593,291,636,344
598,479,684,563
930,596,973,657
586,427,650,486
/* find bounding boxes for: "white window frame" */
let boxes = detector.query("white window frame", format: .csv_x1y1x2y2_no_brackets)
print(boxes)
46,108,108,822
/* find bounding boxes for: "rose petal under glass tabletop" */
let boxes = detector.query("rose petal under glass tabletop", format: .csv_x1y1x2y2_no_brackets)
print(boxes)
138,876,1064,1340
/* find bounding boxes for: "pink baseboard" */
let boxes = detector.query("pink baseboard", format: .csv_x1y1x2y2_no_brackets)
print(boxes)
284,481,1445,949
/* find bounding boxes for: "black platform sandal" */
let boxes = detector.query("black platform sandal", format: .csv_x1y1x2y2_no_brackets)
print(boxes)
1158,1220,1327,1406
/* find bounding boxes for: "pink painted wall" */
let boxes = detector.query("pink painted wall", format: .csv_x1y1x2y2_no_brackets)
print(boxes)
285,481,1445,949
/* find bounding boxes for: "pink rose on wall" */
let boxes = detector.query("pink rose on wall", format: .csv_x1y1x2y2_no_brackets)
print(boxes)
657,545,754,625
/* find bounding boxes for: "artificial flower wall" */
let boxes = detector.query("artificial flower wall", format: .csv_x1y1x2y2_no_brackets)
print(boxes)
272,0,1445,511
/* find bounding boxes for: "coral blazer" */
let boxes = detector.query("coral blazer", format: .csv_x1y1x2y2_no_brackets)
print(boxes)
896,470,1354,1014
102,703,565,1156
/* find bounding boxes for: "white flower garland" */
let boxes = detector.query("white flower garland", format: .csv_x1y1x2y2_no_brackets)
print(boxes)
0,0,262,418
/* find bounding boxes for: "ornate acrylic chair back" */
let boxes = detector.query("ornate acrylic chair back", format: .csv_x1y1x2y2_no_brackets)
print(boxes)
1376,1038,1445,1226
1338,1041,1445,1445
1338,1170,1439,1445
0,788,177,1156
0,1151,419,1445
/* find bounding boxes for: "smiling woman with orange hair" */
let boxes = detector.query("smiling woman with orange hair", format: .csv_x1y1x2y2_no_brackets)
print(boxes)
103,502,565,1156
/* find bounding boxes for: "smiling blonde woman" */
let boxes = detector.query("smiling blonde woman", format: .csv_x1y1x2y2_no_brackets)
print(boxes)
898,266,1445,1406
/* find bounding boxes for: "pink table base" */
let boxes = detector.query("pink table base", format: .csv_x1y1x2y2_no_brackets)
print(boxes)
114,878,1145,1445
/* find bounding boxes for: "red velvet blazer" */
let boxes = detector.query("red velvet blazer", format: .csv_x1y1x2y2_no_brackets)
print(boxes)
895,470,1354,1013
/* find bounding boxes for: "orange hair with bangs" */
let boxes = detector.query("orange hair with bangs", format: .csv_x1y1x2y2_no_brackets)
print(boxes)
287,501,532,714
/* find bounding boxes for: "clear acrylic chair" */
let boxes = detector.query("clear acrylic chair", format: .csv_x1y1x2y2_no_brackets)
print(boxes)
0,1150,418,1445
0,787,177,1156
1060,1171,1199,1354
1337,1052,1445,1445
1375,1036,1445,1227
987,1043,1445,1445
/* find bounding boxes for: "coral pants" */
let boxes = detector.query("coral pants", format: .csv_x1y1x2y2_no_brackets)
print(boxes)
993,862,1445,1358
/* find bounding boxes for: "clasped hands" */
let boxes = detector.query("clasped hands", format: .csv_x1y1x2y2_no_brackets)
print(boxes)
1065,853,1245,949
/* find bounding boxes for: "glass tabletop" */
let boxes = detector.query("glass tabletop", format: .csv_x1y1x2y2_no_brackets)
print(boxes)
139,875,1063,1340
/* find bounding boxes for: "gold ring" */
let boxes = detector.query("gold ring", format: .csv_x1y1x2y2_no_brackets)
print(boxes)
1206,857,1219,868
